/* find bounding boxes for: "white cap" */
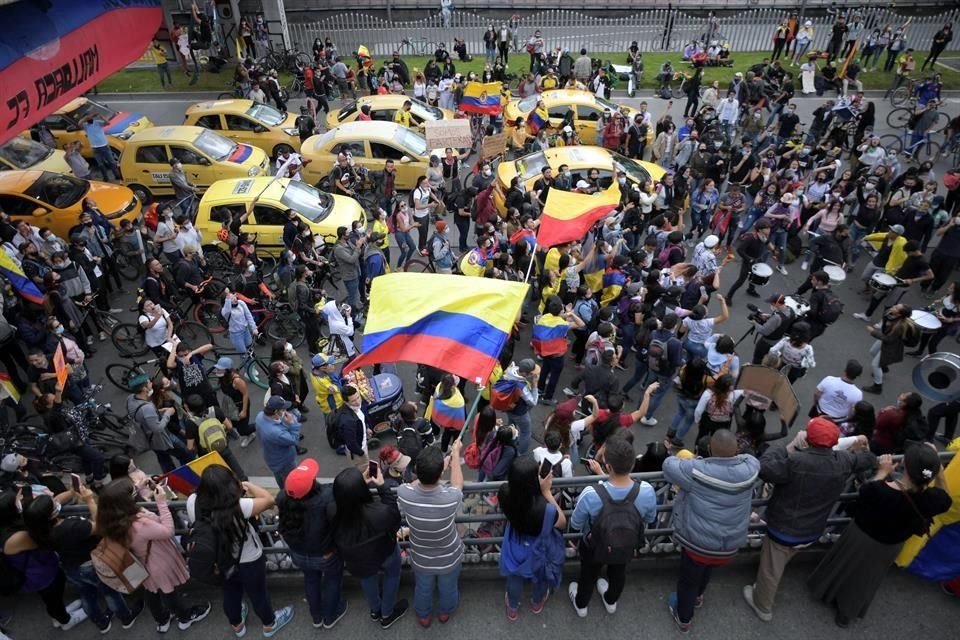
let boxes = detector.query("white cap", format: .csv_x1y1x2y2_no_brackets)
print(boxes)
805,20,812,27
703,235,719,248
576,180,591,189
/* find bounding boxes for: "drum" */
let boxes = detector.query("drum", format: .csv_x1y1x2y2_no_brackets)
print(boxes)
749,263,773,287
823,265,846,284
869,272,898,293
911,310,942,334
783,295,810,317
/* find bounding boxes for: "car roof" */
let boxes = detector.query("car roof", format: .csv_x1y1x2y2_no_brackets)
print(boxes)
127,126,204,145
186,99,256,115
201,177,287,205
0,169,44,192
326,121,408,138
351,95,408,109
540,89,601,105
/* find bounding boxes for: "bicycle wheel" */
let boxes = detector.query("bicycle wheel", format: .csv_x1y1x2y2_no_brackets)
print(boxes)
671,82,685,100
891,87,910,106
886,108,912,129
105,364,140,392
918,139,941,163
245,357,270,389
878,134,904,155
264,313,305,348
194,300,225,333
111,323,148,357
203,245,233,272
114,252,142,281
258,250,279,280
96,311,121,334
404,258,434,273
178,320,214,346
931,112,950,134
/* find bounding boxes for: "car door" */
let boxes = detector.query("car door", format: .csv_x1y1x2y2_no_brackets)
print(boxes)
248,203,288,248
0,194,51,229
132,144,171,194
369,140,419,189
547,103,569,131
193,114,225,133
169,144,215,189
224,113,263,150
43,114,81,152
575,104,605,142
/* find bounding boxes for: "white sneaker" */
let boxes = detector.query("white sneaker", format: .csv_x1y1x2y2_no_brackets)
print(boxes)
568,582,588,618
596,579,617,613
742,585,773,622
56,609,89,631
800,261,808,271
852,312,869,322
240,432,257,448
640,416,658,427
776,265,788,276
99,331,107,341
66,600,84,613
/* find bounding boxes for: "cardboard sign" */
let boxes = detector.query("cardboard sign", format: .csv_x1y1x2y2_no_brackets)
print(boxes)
53,343,68,389
480,132,509,160
424,119,473,150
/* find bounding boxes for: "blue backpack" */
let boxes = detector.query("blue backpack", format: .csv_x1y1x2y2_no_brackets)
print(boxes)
499,502,565,590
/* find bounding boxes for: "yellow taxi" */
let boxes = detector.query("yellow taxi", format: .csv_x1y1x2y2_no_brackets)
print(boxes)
493,146,665,213
183,99,301,158
32,97,153,158
301,121,441,190
0,138,72,174
326,95,455,131
119,126,270,203
503,89,637,142
0,170,141,239
194,177,365,248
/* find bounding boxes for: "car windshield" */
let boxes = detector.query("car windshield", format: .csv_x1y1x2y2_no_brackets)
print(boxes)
0,138,53,169
68,100,114,123
280,181,332,222
392,128,428,156
610,152,651,184
25,171,89,208
194,129,237,161
517,95,539,112
246,103,286,126
409,99,443,121
514,151,549,181
337,101,358,122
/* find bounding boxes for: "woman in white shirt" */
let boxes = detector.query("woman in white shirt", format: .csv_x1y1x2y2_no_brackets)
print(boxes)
769,326,816,383
412,72,426,100
188,466,294,637
139,299,173,358
693,374,744,443
680,296,729,361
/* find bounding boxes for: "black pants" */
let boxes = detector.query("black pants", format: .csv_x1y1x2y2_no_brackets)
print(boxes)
913,326,953,355
675,551,714,624
575,541,626,608
454,213,471,252
39,569,70,625
145,586,191,624
726,259,758,301
301,310,322,355
75,443,106,480
927,401,960,441
924,251,959,293
684,95,699,118
752,336,777,365
0,336,29,391
571,329,589,365
440,427,459,453
537,354,564,401
807,320,827,342
498,42,509,64
771,39,785,61
922,47,945,71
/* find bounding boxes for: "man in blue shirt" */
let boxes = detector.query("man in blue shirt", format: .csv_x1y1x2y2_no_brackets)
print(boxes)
568,434,657,617
80,115,119,182
255,395,303,486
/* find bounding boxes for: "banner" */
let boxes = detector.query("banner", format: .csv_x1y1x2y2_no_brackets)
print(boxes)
0,0,163,144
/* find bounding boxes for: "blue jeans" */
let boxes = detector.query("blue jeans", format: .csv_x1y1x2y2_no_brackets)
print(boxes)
683,339,707,363
670,395,700,441
93,146,118,181
230,329,253,355
505,574,548,609
396,231,417,267
64,562,134,629
343,277,361,311
508,410,532,455
223,556,275,627
291,552,344,626
769,229,788,266
413,566,461,618
644,372,675,419
360,546,401,618
689,207,711,237
766,102,784,126
157,62,172,87
849,223,868,262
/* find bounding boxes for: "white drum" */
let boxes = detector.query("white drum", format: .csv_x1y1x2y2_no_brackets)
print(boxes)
783,295,810,317
823,265,846,284
750,263,774,287
911,310,942,334
869,272,899,293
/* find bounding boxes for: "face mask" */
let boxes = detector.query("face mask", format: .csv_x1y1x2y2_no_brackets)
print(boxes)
618,177,627,185
247,263,256,274
482,168,492,177
54,325,64,335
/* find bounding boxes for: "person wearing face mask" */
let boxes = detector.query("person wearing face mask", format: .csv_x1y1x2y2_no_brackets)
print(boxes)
428,221,454,274
127,373,195,473
174,214,202,255
168,158,198,218
221,288,259,355
165,336,217,407
553,164,573,192
154,206,181,264
255,394,304,488
17,240,51,286
43,262,98,351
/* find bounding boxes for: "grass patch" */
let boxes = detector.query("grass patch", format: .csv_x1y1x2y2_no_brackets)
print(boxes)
97,50,960,94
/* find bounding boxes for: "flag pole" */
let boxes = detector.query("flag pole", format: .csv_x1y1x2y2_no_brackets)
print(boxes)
524,240,538,284
456,378,486,444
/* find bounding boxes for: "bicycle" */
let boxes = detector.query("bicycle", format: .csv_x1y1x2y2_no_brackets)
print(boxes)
0,422,85,475
77,294,121,337
258,45,310,74
400,37,436,57
217,81,246,100
110,314,213,358
886,104,950,133
404,247,437,273
878,129,941,163
213,346,273,390
889,77,919,107
193,288,306,349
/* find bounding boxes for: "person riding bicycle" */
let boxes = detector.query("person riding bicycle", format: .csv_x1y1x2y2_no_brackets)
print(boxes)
658,60,674,92
914,73,943,107
908,101,942,155
289,264,323,354
329,152,365,198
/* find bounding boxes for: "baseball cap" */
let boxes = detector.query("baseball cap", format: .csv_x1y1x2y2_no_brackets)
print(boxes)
517,358,537,374
214,356,234,372
890,224,905,235
807,417,840,448
284,458,319,499
265,395,292,413
128,373,150,390
576,180,591,190
311,353,335,369
1,453,20,473
765,293,785,305
703,235,719,248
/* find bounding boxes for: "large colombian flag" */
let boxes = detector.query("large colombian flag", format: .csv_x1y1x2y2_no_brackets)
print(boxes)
0,0,163,144
537,180,621,248
531,313,569,357
162,451,229,496
460,81,503,115
0,250,44,305
344,273,528,383
895,450,960,581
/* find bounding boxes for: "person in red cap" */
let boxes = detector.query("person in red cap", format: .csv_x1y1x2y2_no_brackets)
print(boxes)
743,417,875,623
429,220,454,274
276,459,347,629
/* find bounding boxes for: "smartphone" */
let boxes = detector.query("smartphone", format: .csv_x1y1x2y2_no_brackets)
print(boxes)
539,458,553,479
70,473,81,492
368,460,379,478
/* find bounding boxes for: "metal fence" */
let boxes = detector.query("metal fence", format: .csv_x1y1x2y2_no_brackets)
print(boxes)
286,7,959,59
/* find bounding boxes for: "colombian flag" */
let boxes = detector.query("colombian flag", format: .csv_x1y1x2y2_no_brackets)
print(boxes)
344,273,528,383
461,82,503,115
489,378,525,412
459,247,489,278
527,106,549,134
532,314,570,357
510,228,537,253
601,268,627,308
582,237,607,294
0,250,44,305
426,384,466,431
538,180,621,248
161,451,229,496
481,361,503,401
895,452,960,581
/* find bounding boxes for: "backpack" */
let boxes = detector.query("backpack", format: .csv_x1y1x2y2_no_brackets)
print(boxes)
327,407,348,449
90,538,151,595
127,401,154,453
197,416,228,452
479,434,505,478
586,483,644,564
647,336,670,374
574,298,599,334
464,441,482,469
657,243,680,267
184,516,243,586
816,288,844,324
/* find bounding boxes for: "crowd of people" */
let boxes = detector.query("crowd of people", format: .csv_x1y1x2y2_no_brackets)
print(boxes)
0,7,959,640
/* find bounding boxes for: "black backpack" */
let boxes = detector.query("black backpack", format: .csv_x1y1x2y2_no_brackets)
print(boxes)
817,288,844,324
587,483,644,564
184,516,243,586
327,407,348,449
647,336,670,374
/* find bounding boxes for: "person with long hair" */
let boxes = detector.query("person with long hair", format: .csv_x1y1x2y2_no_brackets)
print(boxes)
277,459,346,629
693,374,744,443
498,456,566,621
188,466,294,637
150,376,182,438
96,479,210,632
863,303,917,395
871,392,927,455
668,357,713,446
332,466,407,628
840,401,877,440
768,324,816,383
215,358,256,447
808,445,951,627
427,374,467,453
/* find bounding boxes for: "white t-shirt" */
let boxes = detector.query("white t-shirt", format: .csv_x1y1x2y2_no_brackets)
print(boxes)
816,376,863,420
176,224,202,253
683,317,715,344
532,447,573,478
139,311,169,348
156,220,179,253
186,495,262,563
413,187,432,219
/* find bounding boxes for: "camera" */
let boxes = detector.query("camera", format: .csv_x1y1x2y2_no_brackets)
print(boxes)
746,302,766,324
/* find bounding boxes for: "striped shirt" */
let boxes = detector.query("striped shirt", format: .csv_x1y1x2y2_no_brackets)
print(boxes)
397,483,464,574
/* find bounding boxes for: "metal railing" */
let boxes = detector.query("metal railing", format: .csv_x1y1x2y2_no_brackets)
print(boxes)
285,7,960,58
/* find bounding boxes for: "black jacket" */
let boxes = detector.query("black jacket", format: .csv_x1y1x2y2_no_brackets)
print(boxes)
277,484,337,557
333,486,400,577
334,404,365,457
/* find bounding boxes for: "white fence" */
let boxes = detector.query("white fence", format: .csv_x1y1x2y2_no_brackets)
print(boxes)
286,7,959,58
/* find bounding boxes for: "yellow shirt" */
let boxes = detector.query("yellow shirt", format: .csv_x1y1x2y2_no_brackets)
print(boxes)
372,219,390,249
393,109,412,128
149,44,167,65
311,373,344,414
544,247,562,274
865,233,908,273
510,127,529,149
539,280,560,313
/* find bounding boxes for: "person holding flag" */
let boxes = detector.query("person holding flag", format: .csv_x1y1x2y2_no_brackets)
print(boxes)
527,100,550,135
532,296,585,406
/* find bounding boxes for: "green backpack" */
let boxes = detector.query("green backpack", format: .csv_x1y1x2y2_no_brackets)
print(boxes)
198,416,228,452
